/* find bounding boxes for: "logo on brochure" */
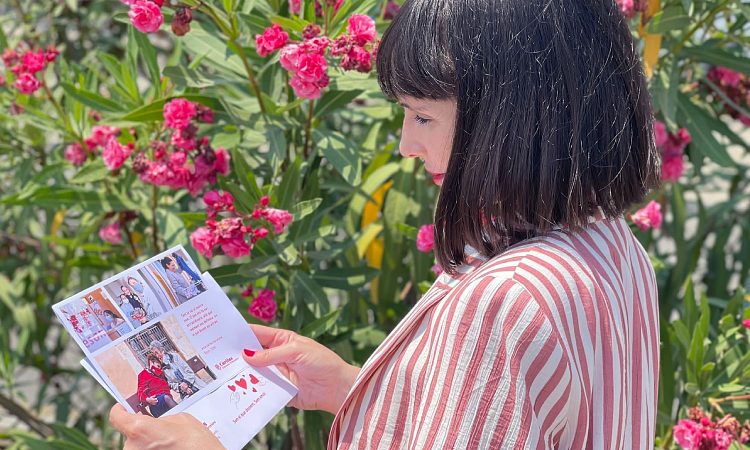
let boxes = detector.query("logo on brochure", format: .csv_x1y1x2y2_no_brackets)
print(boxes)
214,356,238,371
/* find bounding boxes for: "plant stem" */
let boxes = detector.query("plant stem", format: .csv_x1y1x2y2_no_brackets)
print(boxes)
151,185,160,253
379,0,390,20
671,0,731,54
289,409,303,450
41,80,74,139
232,40,269,118
0,392,54,438
122,222,139,259
303,100,315,158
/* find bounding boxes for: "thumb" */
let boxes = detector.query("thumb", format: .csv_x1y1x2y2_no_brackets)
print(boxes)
242,345,298,367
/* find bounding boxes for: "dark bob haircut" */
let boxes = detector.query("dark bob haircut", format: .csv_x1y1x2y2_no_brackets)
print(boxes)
376,0,661,273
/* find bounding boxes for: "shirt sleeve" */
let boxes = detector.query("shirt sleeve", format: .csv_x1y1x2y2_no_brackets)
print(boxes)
413,276,572,450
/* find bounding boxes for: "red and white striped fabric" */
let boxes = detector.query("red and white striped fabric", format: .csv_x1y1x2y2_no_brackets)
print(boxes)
328,216,659,449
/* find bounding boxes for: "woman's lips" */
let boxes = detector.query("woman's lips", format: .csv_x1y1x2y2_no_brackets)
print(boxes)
430,173,445,185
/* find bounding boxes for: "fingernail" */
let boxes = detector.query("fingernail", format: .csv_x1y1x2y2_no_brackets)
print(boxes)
244,349,255,357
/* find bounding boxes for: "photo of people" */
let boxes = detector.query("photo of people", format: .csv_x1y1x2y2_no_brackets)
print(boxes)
103,272,171,330
93,314,216,418
140,248,205,307
57,288,132,352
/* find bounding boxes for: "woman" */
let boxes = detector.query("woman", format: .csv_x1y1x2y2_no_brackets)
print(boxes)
101,310,130,334
137,354,178,418
110,0,660,448
121,285,145,311
160,257,200,304
117,293,143,328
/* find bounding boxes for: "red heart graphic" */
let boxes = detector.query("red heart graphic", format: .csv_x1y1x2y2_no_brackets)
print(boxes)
252,387,257,392
228,385,236,392
249,374,260,384
236,378,247,390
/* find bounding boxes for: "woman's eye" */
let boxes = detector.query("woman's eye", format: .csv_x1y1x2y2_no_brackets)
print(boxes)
414,115,430,125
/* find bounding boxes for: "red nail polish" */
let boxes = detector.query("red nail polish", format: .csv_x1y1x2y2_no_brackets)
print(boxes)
244,349,255,357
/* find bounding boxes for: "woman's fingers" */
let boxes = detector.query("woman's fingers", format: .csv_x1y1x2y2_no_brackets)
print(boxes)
109,404,142,436
249,324,293,347
243,344,299,368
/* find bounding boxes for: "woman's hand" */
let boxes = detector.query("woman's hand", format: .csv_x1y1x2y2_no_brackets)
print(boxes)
109,404,222,450
243,324,360,415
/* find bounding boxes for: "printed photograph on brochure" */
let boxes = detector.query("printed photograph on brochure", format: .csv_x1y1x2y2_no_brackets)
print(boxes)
57,287,133,352
93,314,216,417
140,248,206,306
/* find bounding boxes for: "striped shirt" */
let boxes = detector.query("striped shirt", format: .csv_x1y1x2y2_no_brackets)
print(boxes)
328,216,659,449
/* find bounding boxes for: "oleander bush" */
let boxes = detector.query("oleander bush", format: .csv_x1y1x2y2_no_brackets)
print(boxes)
0,0,749,448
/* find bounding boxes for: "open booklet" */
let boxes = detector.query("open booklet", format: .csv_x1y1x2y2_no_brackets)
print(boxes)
52,245,297,450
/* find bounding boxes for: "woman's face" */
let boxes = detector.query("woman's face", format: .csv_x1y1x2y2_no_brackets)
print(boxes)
121,285,131,294
397,96,457,186
167,260,178,271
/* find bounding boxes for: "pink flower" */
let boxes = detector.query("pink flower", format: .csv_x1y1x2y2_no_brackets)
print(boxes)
248,288,277,322
220,235,252,258
302,24,322,40
342,45,373,72
14,73,41,94
615,0,647,18
290,75,323,99
45,45,60,62
673,419,702,450
190,226,217,258
170,128,197,150
296,53,327,83
289,0,301,15
128,0,163,33
163,98,197,130
21,51,47,74
347,15,377,46
102,137,133,170
99,222,123,244
654,121,668,148
300,36,330,55
280,44,303,72
708,66,743,88
262,208,293,234
255,24,289,57
742,319,750,329
214,147,231,175
431,264,443,276
87,125,120,148
631,200,662,231
416,224,435,252
64,143,87,166
384,0,400,19
662,153,684,182
204,190,235,218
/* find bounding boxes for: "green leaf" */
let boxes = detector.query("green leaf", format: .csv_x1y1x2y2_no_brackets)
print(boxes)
115,95,227,124
289,198,322,221
291,271,329,316
2,187,132,212
70,160,110,184
163,65,215,89
315,129,362,186
133,30,161,96
682,46,750,77
314,90,364,118
300,309,342,339
646,6,690,33
180,23,246,76
676,94,734,167
60,83,125,113
312,267,379,290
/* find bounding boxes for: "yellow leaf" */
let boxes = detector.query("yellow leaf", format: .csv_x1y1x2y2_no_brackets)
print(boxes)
50,210,66,236
639,0,662,78
360,181,393,269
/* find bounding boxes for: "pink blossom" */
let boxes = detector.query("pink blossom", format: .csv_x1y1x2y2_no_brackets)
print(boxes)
190,226,217,258
431,264,443,276
347,15,377,46
99,222,123,244
615,0,647,18
14,73,41,94
45,45,60,62
673,419,702,450
87,125,120,148
384,0,400,19
163,98,197,130
128,0,163,33
296,53,327,83
290,75,323,99
314,0,343,16
220,235,252,258
204,190,235,218
631,200,662,231
289,0,301,15
255,24,289,57
708,66,743,88
662,153,684,182
331,35,352,57
280,44,303,72
261,208,293,234
300,36,330,55
416,224,435,252
170,128,197,151
742,319,750,330
248,288,277,322
102,137,133,170
342,45,373,72
2,48,19,67
64,143,87,166
653,121,668,148
21,51,47,74
214,148,231,175
302,24,322,40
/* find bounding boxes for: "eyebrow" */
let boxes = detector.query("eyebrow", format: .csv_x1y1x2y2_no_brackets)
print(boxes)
398,101,430,115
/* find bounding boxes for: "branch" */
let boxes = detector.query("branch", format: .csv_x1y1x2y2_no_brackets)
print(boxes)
0,392,54,438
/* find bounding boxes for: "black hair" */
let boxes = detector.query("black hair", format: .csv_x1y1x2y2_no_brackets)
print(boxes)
377,0,660,273
160,257,173,270
103,309,120,319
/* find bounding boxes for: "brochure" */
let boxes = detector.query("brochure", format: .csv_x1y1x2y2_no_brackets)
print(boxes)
52,246,297,450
